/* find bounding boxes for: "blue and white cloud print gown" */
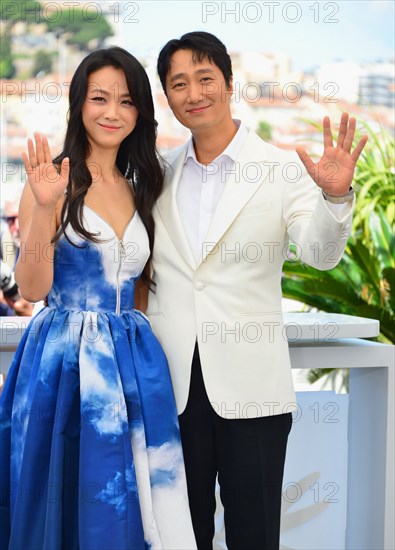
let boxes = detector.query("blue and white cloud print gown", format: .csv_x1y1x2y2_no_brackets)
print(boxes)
0,206,196,550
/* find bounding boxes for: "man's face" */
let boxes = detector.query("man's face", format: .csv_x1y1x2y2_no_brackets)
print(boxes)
165,49,233,134
4,202,19,243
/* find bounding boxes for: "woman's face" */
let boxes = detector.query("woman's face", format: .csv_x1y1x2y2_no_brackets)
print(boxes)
82,66,139,153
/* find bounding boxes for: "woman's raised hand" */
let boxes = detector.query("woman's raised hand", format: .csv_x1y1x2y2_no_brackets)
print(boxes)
22,133,69,208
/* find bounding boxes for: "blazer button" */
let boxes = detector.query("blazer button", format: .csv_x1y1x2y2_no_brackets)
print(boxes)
195,281,204,291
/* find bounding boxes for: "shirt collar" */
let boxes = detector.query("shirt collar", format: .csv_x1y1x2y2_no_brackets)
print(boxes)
184,119,248,166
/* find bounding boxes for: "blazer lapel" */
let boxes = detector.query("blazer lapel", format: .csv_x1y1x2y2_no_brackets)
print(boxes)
156,144,197,270
197,130,271,266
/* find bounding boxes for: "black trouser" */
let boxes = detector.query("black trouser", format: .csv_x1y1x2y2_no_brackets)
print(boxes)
178,344,292,550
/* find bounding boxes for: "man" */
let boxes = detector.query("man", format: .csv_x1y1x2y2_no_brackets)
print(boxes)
1,197,33,316
147,32,367,549
1,198,20,271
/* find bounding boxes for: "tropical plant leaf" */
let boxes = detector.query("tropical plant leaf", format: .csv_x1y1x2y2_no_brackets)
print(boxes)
383,267,395,313
369,209,395,269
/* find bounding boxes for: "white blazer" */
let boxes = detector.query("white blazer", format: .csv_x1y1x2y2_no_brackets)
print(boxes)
147,129,354,419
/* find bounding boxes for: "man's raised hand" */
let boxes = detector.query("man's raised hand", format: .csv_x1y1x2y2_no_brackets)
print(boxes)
296,113,368,197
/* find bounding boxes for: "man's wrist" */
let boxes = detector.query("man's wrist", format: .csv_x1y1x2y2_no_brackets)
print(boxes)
322,187,355,204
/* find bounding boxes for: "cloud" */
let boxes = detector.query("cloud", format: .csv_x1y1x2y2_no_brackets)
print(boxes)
97,468,138,514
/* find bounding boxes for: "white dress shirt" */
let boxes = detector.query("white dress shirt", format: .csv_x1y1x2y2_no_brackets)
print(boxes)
176,120,352,264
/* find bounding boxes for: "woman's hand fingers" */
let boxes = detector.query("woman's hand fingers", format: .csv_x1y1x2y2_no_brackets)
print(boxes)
34,132,45,165
21,151,31,172
27,138,37,168
42,135,53,164
60,158,70,188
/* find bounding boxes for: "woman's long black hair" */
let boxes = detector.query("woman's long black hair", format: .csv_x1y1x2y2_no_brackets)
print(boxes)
53,46,163,287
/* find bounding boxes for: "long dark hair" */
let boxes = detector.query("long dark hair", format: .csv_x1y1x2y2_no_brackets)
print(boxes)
53,47,163,286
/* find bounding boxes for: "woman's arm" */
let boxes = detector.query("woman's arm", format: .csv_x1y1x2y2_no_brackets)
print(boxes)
15,134,69,302
134,278,149,313
15,185,58,301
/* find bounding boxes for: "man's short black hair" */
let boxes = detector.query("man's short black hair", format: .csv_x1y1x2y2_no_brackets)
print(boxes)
157,31,233,95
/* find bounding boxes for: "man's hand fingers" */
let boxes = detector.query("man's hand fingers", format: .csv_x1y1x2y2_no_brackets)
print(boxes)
295,147,314,174
351,135,368,162
323,116,333,149
342,117,356,153
336,112,349,148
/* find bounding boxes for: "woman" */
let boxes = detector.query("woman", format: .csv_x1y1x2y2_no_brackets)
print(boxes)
0,47,196,549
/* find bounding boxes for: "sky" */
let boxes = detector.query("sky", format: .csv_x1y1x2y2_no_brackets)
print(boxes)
108,0,395,71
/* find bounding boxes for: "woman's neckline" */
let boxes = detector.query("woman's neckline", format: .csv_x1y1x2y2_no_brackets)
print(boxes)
83,203,137,241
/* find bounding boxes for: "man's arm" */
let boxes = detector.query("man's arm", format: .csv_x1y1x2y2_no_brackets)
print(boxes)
282,154,354,271
280,113,368,271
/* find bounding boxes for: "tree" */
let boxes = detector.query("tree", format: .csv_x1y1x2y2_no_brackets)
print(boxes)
0,32,15,78
256,121,272,142
0,0,41,25
0,1,113,74
32,49,52,76
46,7,113,50
0,0,41,78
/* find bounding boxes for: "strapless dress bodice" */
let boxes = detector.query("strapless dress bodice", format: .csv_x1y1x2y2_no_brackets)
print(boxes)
47,205,150,313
